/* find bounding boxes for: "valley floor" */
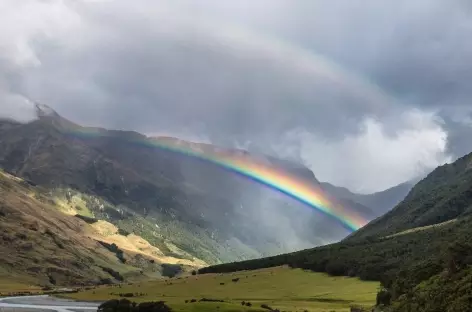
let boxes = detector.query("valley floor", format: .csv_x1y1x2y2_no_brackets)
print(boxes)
64,266,379,312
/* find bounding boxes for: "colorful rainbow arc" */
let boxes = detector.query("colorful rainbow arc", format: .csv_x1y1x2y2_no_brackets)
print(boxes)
63,126,368,232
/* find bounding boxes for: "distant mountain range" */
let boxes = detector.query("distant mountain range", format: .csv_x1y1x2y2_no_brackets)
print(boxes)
321,181,413,218
0,103,413,286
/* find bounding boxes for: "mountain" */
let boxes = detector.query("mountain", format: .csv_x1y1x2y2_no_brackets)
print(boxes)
199,151,472,312
321,181,413,217
0,169,203,287
0,104,372,272
351,152,472,239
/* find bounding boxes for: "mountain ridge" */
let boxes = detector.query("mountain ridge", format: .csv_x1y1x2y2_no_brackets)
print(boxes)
0,105,373,268
0,168,203,287
199,149,472,312
321,181,413,217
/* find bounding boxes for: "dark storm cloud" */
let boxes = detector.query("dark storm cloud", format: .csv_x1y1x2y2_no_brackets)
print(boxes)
1,0,471,191
270,0,472,159
20,1,393,144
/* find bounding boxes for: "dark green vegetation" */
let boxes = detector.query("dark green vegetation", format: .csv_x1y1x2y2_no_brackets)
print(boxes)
98,241,127,263
200,152,472,312
98,299,172,312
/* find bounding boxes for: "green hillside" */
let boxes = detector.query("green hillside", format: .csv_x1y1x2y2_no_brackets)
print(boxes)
350,152,472,239
199,152,472,312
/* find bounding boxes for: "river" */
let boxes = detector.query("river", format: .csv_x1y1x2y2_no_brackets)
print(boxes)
0,295,100,312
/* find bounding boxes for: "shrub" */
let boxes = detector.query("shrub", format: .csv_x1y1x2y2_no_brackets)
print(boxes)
98,299,172,312
98,241,126,263
161,264,182,278
118,228,131,236
199,298,224,303
119,293,134,298
376,289,392,306
350,305,368,312
100,266,124,282
75,214,98,224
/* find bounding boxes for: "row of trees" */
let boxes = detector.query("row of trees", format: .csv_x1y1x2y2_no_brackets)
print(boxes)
199,216,472,311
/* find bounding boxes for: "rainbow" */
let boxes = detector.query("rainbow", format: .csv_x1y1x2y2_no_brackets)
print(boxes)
60,124,368,232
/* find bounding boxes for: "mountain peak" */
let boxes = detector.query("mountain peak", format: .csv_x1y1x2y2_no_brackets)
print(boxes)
34,102,60,119
32,102,79,130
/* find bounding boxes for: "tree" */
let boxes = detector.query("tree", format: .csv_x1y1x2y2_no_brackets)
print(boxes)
445,241,472,274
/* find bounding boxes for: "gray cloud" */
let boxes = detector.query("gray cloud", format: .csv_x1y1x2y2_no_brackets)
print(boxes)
1,0,471,192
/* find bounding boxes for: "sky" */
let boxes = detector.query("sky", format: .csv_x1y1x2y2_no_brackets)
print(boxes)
1,0,471,193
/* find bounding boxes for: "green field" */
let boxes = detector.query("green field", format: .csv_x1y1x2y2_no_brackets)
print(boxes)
67,266,379,311
0,280,42,294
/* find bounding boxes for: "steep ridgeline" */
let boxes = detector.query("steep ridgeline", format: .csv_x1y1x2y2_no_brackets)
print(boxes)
350,153,472,239
199,152,472,312
0,105,372,268
321,181,412,217
0,169,203,288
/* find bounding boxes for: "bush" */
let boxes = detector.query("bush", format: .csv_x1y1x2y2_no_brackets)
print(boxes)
100,278,114,285
98,299,171,312
376,289,392,306
119,293,134,298
98,241,126,263
100,266,124,282
118,228,131,236
161,264,182,278
75,214,98,224
350,305,368,312
199,298,224,302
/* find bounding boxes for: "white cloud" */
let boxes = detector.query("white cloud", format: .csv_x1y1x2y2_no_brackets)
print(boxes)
0,0,81,67
278,109,451,193
0,0,82,122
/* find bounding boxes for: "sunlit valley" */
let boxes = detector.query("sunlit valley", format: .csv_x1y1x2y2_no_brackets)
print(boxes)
1,1,472,312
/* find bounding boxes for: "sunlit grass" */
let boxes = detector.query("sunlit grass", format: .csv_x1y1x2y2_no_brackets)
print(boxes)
67,266,379,311
0,280,42,295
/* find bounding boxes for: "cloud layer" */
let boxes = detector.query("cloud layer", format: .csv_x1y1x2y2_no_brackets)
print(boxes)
2,0,471,192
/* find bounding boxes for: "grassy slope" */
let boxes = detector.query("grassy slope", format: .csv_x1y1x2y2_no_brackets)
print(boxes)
350,152,472,240
197,152,472,311
0,169,204,289
67,266,379,312
0,169,142,288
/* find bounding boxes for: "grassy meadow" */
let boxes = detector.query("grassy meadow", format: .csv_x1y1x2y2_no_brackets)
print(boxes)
0,280,42,295
66,266,379,312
